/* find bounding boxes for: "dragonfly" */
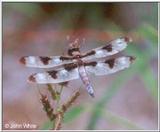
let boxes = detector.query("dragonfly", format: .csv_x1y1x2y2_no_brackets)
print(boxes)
20,37,135,97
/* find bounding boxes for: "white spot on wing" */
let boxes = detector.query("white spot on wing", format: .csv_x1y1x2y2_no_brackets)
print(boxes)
95,50,105,57
115,38,122,43
113,38,127,51
117,57,130,67
28,56,36,64
36,73,46,81
59,69,69,79
95,62,110,75
52,57,61,64
96,62,104,68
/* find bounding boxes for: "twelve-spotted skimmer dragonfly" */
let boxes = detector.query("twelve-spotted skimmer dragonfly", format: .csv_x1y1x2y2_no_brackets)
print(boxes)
20,37,135,97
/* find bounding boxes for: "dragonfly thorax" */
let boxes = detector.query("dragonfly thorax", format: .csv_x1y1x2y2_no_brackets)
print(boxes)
68,48,81,56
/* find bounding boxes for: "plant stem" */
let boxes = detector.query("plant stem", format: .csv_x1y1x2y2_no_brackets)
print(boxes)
56,85,63,111
47,84,58,100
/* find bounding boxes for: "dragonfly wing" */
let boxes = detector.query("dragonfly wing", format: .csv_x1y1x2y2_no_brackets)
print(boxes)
20,56,74,68
82,37,132,61
85,56,135,76
28,63,79,84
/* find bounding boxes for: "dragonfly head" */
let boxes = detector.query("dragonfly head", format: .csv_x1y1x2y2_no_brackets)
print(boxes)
68,39,81,56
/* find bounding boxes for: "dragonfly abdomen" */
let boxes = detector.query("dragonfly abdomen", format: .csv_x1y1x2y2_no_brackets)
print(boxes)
78,66,95,97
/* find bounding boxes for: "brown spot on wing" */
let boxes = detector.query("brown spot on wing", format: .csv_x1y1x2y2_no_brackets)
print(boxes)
129,56,136,62
64,63,77,71
58,81,69,87
19,57,26,64
40,57,51,65
60,56,73,61
105,58,115,68
29,74,36,82
81,50,96,58
48,70,58,79
84,61,97,67
102,44,112,52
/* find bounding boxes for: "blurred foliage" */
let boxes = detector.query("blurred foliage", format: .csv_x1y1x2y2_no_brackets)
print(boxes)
99,108,142,129
3,3,43,17
41,120,53,130
87,23,158,129
63,105,85,123
3,2,158,130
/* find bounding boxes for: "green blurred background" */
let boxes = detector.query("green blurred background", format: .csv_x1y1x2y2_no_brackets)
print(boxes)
3,2,158,130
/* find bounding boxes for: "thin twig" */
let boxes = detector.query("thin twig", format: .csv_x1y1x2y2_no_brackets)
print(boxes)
54,91,80,130
54,112,63,130
61,91,80,113
40,93,56,121
56,85,63,111
47,84,58,100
